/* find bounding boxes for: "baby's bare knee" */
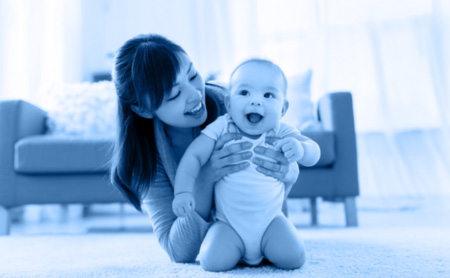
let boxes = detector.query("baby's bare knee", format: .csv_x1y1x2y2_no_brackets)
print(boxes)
280,247,306,269
199,221,243,272
200,254,235,272
262,215,306,269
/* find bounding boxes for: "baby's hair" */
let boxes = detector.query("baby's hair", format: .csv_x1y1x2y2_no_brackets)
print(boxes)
229,58,287,94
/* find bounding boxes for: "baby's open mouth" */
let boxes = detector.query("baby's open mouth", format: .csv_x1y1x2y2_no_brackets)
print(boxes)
247,113,263,124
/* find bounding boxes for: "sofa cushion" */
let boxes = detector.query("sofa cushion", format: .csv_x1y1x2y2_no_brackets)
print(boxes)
15,135,113,174
13,131,335,174
301,130,335,167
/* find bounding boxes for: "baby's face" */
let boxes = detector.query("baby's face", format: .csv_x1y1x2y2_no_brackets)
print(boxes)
227,63,288,138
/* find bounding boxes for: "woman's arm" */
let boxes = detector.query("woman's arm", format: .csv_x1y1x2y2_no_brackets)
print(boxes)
142,157,212,263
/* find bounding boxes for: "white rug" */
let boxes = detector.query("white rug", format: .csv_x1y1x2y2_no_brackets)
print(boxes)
1,226,449,278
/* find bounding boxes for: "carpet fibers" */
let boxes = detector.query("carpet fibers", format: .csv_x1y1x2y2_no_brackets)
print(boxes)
2,198,450,277
1,226,449,278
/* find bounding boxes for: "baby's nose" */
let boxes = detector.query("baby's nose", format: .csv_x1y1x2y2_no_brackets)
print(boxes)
250,99,261,106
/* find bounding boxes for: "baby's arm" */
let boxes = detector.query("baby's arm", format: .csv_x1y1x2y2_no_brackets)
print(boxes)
172,134,216,217
274,133,320,167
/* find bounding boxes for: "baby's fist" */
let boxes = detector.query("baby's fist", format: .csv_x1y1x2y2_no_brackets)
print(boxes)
172,192,195,217
274,137,304,163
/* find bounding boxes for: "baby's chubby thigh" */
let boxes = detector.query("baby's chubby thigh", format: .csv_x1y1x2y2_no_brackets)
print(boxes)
261,215,306,270
199,221,245,272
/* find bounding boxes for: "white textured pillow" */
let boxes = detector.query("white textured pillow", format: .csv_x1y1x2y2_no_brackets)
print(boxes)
282,70,315,129
38,81,117,137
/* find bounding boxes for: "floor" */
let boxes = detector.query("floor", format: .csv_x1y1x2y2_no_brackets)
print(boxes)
8,195,450,235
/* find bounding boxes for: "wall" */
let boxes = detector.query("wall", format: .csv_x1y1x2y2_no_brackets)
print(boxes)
80,0,202,82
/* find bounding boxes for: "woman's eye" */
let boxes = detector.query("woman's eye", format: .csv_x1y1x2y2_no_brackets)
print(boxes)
189,72,198,81
168,91,181,101
264,92,275,98
239,90,249,96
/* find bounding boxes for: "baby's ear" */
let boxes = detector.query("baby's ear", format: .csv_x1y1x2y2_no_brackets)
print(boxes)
281,100,289,117
224,94,231,113
131,104,154,119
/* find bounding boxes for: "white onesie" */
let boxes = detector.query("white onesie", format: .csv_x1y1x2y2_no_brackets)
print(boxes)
202,114,300,265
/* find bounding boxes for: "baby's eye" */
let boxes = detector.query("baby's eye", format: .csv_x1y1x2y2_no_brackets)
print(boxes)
239,90,249,96
264,92,275,98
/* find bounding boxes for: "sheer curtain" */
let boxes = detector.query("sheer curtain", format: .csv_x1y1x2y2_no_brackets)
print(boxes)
0,0,81,103
202,0,450,200
1,0,449,200
317,0,450,199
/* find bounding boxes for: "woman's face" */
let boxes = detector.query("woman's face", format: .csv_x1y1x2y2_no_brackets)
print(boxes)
154,54,207,128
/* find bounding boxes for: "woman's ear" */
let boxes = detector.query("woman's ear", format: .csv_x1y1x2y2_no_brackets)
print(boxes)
281,100,289,117
131,105,154,119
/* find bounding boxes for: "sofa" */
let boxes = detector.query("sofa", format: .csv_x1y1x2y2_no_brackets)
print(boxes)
0,88,359,235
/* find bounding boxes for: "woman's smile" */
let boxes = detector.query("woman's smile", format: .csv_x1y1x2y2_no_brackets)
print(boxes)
185,101,205,119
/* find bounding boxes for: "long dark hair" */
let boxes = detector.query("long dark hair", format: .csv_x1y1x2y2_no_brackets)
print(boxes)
111,34,186,211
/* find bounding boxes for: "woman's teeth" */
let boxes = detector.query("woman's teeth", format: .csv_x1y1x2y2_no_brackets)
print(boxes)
186,102,202,115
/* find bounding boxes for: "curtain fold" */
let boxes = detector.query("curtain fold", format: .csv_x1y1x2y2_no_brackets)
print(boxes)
0,0,80,104
204,0,450,198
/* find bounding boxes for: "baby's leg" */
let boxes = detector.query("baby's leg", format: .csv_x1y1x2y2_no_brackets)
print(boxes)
199,220,244,272
261,215,305,269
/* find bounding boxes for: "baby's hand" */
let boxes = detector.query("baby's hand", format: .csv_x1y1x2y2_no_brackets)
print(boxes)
172,192,195,217
274,137,304,163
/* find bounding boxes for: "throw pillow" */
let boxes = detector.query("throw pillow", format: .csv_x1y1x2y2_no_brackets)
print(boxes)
282,70,316,130
38,81,117,137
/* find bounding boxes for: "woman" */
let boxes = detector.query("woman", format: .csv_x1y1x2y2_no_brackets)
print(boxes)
110,34,299,263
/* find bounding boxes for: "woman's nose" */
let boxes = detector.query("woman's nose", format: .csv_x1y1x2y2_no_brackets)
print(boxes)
186,86,202,102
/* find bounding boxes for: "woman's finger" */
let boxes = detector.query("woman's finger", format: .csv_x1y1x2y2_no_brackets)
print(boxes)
255,162,290,179
255,166,283,181
215,132,243,150
214,151,252,168
221,162,250,175
211,162,251,180
252,157,282,172
254,146,289,164
175,207,182,217
215,141,253,159
265,136,281,146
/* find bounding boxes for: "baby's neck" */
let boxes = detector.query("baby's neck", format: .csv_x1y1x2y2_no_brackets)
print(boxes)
235,126,263,140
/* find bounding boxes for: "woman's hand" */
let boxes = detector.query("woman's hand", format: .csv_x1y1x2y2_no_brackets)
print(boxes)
252,136,300,187
199,133,253,184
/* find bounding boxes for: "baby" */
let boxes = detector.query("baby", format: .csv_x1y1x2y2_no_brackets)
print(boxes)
172,59,320,271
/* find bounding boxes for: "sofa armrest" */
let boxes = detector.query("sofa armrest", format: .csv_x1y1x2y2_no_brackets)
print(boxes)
0,100,47,207
0,99,47,144
317,92,359,196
